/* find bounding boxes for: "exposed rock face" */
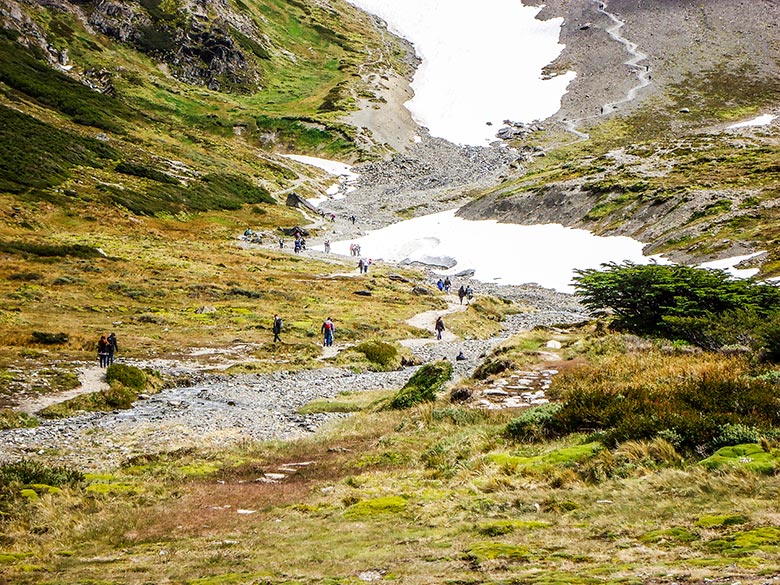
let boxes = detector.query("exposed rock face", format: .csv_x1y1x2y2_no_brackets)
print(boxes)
87,0,262,91
1,0,265,92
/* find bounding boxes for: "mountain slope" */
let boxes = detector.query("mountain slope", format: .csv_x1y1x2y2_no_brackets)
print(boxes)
460,0,780,274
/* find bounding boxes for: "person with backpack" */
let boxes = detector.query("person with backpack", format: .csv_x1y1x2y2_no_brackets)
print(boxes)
458,285,466,304
435,316,445,340
321,317,335,347
273,314,283,343
97,334,110,367
465,285,474,303
107,332,118,365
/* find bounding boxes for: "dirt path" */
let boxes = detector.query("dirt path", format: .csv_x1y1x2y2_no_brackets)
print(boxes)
400,294,468,348
19,365,109,414
563,0,652,140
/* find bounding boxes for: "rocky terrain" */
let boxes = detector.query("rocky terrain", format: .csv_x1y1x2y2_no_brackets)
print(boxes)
0,281,588,471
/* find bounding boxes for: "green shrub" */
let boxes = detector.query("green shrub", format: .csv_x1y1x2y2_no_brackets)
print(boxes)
0,38,130,132
105,364,147,391
540,363,780,454
472,357,513,380
0,409,39,431
31,331,69,345
0,104,117,195
505,403,563,442
115,161,179,184
353,340,398,370
0,460,84,487
389,361,453,409
0,241,102,259
573,262,780,345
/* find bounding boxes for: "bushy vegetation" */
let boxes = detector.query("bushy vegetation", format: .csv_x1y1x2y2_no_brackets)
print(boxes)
105,364,147,391
507,351,780,455
0,459,84,488
0,37,130,132
389,361,452,409
352,340,399,370
0,409,38,431
103,171,274,215
115,161,179,184
0,105,117,195
574,262,780,355
0,240,102,259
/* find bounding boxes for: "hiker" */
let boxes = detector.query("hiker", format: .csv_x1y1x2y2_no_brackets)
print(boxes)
279,238,284,249
458,285,466,304
465,285,473,303
435,316,445,340
97,334,110,368
321,316,335,347
107,332,118,365
437,278,444,291
324,240,331,253
330,213,336,222
358,258,365,273
273,314,283,343
456,350,466,361
243,228,253,239
443,277,451,292
350,215,356,225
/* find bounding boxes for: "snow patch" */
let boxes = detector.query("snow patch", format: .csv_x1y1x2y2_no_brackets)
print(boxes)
727,114,776,129
345,0,574,146
320,209,666,293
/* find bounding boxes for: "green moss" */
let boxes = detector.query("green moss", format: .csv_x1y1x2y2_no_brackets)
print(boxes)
85,482,140,496
699,444,780,474
476,520,550,536
489,442,602,473
696,514,750,529
640,527,699,545
19,488,39,500
178,462,221,478
0,552,32,564
706,527,780,556
27,483,63,495
343,495,407,518
465,541,530,562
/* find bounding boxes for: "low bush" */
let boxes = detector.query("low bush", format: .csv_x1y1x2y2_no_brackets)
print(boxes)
31,331,69,345
510,351,780,455
0,459,84,487
353,340,398,370
472,358,513,380
0,409,38,431
389,361,453,409
105,364,147,391
505,403,562,442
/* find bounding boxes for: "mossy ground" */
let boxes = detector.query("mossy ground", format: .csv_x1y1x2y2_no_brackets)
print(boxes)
2,333,780,584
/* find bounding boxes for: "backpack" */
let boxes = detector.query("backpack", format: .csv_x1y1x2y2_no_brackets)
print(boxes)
325,321,333,332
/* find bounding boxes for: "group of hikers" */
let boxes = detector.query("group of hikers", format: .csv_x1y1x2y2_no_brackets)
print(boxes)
96,333,118,367
272,314,335,347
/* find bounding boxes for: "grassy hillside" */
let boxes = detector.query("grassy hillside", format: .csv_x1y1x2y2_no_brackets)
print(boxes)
3,329,780,584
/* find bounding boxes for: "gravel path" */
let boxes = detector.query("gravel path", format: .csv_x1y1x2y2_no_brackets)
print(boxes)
0,279,588,471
